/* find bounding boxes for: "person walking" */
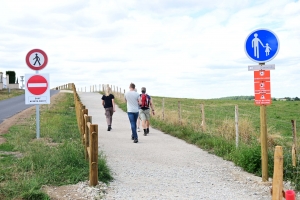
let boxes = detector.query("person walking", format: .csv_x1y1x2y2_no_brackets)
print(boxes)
135,88,141,132
124,83,141,143
101,86,115,131
139,87,155,136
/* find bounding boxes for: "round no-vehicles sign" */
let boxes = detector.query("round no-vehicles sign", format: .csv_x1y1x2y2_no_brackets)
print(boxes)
25,74,50,104
26,49,48,70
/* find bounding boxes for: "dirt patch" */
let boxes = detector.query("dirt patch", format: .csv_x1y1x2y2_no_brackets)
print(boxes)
31,137,61,147
42,181,108,200
0,151,23,159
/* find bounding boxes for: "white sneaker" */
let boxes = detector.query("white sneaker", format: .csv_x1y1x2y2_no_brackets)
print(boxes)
137,127,140,132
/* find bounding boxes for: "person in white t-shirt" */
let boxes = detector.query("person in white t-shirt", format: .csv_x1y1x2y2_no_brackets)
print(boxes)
124,83,141,143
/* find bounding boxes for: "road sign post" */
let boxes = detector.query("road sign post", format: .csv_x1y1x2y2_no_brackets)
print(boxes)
25,49,49,139
260,104,268,181
245,29,280,182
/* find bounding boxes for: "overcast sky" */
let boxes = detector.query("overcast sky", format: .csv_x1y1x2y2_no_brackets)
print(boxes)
0,0,299,98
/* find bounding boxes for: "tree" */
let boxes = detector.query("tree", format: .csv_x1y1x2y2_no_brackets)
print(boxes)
295,97,300,101
6,71,16,84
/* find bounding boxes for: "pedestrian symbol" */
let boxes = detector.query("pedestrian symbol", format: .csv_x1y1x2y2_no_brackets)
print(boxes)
26,49,48,71
245,29,280,63
265,43,271,56
252,33,264,59
33,53,41,66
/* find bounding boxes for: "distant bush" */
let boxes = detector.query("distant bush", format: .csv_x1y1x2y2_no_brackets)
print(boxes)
6,71,16,84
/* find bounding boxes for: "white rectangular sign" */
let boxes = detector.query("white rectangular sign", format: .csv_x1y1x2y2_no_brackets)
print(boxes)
248,64,275,71
25,74,50,105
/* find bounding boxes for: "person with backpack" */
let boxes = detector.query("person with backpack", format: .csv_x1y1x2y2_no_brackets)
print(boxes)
101,86,115,131
139,87,155,136
125,83,141,143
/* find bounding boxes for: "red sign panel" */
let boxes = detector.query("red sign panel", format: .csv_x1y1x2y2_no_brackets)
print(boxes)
254,70,271,105
254,70,270,81
254,81,271,93
255,93,271,105
27,75,48,95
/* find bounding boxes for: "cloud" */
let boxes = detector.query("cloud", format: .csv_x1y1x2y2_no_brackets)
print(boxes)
0,0,299,99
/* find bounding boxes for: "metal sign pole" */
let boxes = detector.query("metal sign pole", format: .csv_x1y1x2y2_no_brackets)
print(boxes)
36,70,40,139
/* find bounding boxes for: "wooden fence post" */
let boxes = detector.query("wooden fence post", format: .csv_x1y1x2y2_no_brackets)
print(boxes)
82,109,88,150
200,104,206,132
89,124,98,186
291,120,297,167
162,98,165,120
82,108,88,131
178,101,181,124
80,107,86,141
77,102,82,134
235,105,239,148
272,146,283,200
85,116,91,160
261,105,268,182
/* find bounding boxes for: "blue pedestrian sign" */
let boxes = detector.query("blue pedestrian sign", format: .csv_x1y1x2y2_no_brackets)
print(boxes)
245,29,280,63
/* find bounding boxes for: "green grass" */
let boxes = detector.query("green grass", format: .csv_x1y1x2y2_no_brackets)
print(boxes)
114,93,300,190
0,89,24,101
0,93,112,200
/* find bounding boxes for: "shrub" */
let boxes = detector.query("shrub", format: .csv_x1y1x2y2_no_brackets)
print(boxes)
231,144,262,176
5,71,16,84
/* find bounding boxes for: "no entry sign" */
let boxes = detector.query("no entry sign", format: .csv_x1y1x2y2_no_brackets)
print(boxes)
26,49,48,71
25,74,50,104
27,75,48,95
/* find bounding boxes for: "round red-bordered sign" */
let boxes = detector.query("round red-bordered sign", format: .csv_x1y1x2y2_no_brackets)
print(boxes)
27,75,48,95
26,49,48,70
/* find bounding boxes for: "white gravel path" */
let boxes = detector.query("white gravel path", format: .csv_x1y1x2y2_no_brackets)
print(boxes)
79,92,272,200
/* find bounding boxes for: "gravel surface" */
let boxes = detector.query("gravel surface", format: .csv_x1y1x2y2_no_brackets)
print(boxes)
79,92,274,200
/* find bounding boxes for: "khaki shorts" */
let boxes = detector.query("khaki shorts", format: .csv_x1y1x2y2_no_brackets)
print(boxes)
105,107,113,117
139,109,150,121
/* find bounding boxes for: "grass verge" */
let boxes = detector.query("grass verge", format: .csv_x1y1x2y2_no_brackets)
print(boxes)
0,93,112,200
0,89,24,101
114,95,300,190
